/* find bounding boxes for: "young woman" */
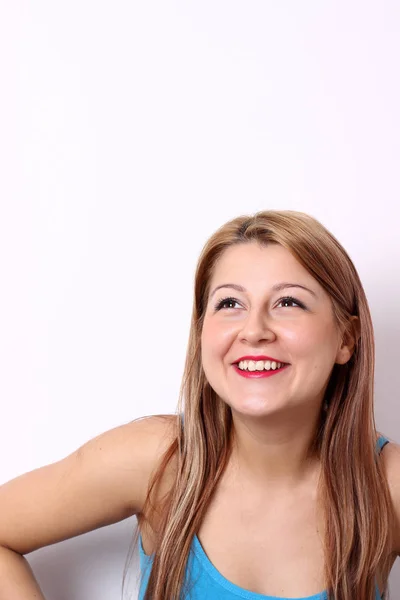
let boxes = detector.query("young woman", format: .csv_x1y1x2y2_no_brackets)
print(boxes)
0,210,399,600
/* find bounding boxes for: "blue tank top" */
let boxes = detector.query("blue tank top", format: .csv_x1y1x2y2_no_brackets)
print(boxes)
138,435,390,600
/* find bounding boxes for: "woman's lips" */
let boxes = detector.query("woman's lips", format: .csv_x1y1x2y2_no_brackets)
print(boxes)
233,364,290,378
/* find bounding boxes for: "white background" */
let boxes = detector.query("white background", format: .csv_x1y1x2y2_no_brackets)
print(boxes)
0,1,399,598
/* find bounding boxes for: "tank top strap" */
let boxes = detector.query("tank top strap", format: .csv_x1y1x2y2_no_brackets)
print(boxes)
376,435,390,454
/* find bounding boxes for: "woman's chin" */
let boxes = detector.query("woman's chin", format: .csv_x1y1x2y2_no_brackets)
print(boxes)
229,399,284,418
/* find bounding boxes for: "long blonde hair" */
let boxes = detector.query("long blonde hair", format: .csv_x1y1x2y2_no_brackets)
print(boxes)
124,210,393,599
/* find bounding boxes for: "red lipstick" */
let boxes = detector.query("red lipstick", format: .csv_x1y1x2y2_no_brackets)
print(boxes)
232,356,290,379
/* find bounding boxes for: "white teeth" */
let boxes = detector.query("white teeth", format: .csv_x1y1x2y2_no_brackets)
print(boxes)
237,360,285,372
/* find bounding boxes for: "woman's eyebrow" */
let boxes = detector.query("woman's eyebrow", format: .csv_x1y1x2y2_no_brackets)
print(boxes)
210,282,317,299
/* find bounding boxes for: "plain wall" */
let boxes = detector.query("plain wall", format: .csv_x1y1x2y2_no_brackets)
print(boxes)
1,1,399,598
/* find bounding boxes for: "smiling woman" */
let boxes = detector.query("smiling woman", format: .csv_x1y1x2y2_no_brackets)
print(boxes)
0,210,398,600
200,242,353,423
133,210,399,600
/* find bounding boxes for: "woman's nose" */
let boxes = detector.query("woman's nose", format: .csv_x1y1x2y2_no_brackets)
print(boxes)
238,311,276,344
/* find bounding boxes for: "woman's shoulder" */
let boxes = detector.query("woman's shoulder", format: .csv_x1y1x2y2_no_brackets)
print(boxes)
377,433,400,470
126,412,180,449
122,412,180,454
377,435,400,556
130,413,180,505
377,433,400,489
126,412,180,466
131,414,180,537
75,413,180,517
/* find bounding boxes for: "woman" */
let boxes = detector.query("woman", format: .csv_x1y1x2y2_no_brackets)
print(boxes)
0,210,399,600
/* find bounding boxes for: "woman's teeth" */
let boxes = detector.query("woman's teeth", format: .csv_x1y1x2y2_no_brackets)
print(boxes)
237,360,285,371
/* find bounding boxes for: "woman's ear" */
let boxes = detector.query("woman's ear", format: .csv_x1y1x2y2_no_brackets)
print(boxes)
336,315,360,365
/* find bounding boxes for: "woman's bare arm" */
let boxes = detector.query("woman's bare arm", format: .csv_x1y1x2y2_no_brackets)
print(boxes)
0,414,176,598
0,547,46,599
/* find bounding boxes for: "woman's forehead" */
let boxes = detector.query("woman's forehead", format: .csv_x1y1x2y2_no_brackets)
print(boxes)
210,243,316,287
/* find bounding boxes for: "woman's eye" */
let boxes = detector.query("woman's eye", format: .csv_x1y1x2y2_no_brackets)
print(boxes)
276,296,304,309
215,297,240,311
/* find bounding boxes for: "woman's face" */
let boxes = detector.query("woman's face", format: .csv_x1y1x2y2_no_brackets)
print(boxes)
201,242,352,418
